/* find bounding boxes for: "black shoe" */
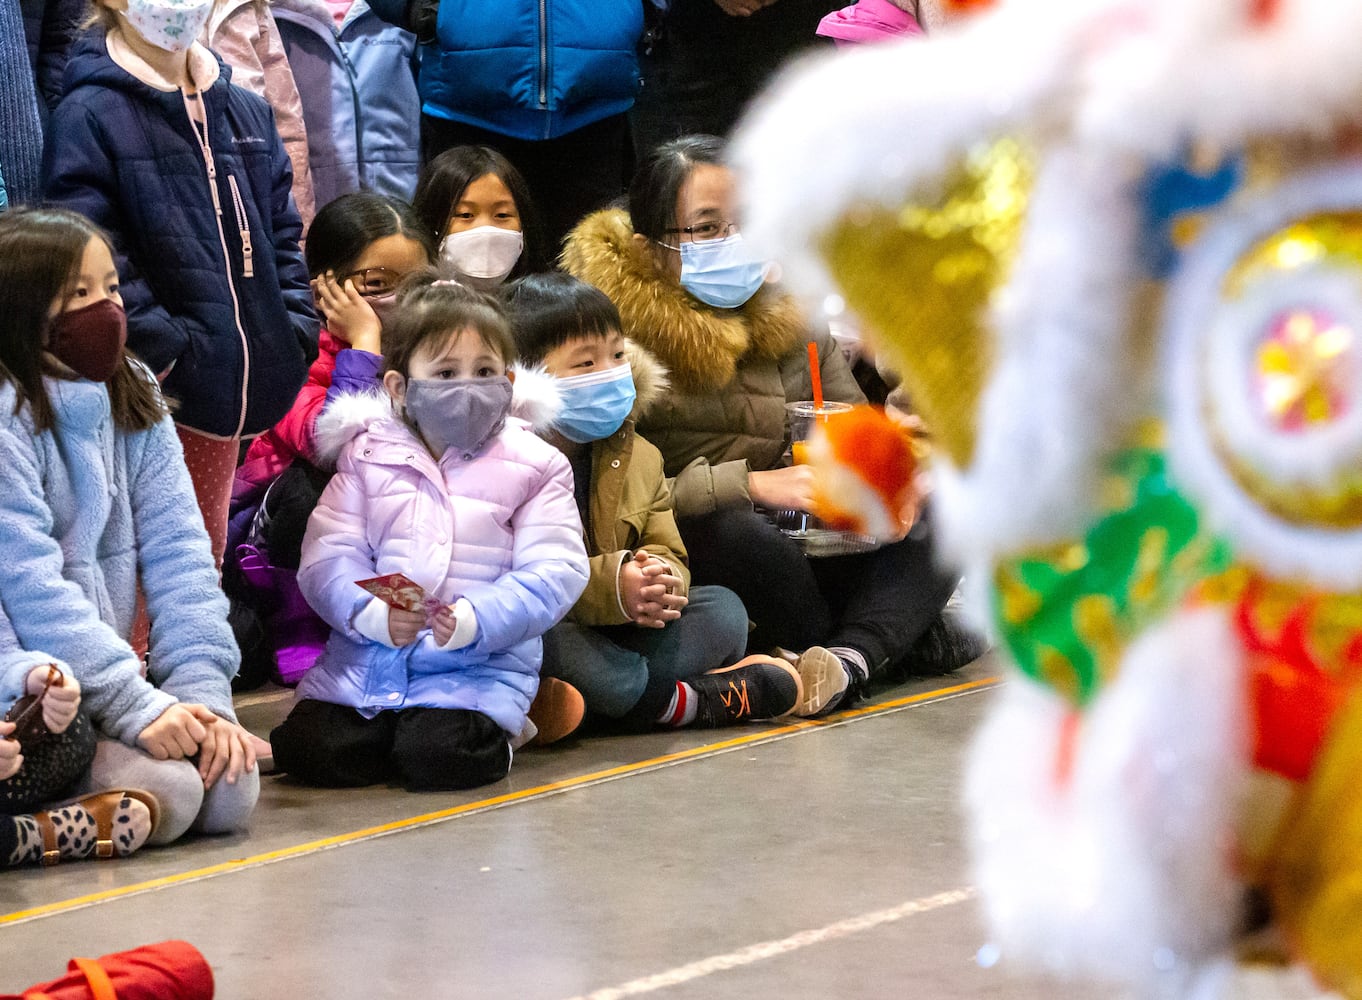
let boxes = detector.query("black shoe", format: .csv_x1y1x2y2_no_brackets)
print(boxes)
689,656,802,728
900,607,990,677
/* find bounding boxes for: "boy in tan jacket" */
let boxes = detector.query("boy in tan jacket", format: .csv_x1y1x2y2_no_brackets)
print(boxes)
506,273,819,735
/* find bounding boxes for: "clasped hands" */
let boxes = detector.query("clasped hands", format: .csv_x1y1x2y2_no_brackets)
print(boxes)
137,702,257,790
619,550,687,628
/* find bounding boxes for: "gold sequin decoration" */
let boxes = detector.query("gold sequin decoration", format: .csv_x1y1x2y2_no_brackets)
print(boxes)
820,138,1034,468
1209,211,1362,527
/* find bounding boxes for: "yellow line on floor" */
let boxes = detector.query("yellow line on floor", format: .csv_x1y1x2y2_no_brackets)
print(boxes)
0,675,998,926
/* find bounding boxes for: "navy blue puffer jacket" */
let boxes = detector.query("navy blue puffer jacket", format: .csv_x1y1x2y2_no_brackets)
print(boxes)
43,31,318,438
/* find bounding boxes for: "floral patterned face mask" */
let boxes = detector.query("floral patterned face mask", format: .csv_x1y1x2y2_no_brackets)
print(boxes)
120,0,214,53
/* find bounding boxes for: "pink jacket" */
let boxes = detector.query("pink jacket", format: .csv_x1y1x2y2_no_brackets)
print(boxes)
816,0,924,46
295,391,589,731
233,328,359,505
203,0,317,229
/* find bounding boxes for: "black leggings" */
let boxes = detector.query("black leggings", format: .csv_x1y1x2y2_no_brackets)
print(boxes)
677,505,959,676
271,700,510,792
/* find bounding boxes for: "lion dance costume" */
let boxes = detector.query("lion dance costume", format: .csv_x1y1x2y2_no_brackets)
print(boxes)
734,0,1362,995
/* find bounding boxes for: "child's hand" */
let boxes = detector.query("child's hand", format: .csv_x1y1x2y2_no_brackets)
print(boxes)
620,552,687,629
195,717,258,789
312,271,382,354
0,722,22,781
137,703,217,761
388,606,428,646
30,667,80,735
431,605,458,646
748,465,816,512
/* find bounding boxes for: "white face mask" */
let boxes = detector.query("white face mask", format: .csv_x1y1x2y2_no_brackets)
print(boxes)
120,0,214,53
438,226,524,291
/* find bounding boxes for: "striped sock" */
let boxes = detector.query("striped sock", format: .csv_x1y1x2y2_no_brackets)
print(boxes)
657,682,699,727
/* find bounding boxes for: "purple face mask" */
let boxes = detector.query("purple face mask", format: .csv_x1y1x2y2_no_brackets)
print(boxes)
366,291,398,330
403,376,513,457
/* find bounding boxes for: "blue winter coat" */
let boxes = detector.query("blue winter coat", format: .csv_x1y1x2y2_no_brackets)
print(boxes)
43,32,319,438
367,0,643,141
0,374,241,746
274,0,420,208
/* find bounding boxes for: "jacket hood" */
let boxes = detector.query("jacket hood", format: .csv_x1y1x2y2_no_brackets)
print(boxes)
561,209,810,394
314,363,563,466
65,28,226,97
273,0,372,31
624,339,668,421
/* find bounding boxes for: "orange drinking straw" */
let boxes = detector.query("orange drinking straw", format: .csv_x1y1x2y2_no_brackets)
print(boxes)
807,341,824,410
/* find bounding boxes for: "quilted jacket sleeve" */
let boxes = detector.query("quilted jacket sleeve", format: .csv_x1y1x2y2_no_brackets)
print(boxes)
0,427,176,745
270,343,337,464
297,444,381,641
130,414,240,726
668,455,752,519
459,450,590,654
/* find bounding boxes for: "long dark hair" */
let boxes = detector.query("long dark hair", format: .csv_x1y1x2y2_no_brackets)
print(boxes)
305,192,436,279
628,134,725,244
413,145,545,277
0,208,168,434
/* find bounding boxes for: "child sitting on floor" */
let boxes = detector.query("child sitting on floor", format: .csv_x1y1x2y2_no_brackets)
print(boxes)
270,274,589,790
504,273,815,734
0,208,257,847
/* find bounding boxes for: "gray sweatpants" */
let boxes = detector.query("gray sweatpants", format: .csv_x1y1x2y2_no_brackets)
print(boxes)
78,738,259,846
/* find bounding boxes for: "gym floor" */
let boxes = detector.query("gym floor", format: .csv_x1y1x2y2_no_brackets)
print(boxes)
0,658,1332,998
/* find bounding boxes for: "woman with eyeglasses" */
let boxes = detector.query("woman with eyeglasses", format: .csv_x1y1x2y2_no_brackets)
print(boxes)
227,191,435,690
563,134,982,719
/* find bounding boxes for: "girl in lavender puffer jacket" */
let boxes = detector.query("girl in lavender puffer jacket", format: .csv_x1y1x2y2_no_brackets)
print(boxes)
270,274,588,791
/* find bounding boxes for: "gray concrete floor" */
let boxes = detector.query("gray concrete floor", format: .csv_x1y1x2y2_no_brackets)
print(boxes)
0,658,1331,998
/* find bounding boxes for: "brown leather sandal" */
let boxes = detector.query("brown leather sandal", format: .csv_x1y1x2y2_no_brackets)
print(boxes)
33,789,161,865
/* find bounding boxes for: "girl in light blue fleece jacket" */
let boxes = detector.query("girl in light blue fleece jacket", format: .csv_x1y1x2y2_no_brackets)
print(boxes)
0,207,259,846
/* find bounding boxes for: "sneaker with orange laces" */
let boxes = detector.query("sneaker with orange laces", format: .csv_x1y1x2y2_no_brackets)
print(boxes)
689,655,802,728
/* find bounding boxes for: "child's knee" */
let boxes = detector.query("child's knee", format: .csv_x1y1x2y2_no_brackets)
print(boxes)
391,711,510,791
138,758,207,846
192,768,260,836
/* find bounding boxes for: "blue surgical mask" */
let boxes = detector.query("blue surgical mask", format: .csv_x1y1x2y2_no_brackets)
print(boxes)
554,364,636,443
678,233,769,309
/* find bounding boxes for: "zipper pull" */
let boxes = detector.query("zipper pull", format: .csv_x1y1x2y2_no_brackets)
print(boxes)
241,228,254,278
227,175,254,280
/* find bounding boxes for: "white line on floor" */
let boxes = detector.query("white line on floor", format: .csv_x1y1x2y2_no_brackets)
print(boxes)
564,888,976,1000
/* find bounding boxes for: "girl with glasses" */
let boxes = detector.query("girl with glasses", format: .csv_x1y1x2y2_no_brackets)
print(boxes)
227,192,435,689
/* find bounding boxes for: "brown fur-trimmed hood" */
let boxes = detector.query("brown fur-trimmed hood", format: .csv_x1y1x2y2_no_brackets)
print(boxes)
561,209,810,394
624,338,668,421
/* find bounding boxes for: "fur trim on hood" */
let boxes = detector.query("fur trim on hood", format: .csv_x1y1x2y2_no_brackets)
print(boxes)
314,364,563,466
624,338,669,421
561,209,810,394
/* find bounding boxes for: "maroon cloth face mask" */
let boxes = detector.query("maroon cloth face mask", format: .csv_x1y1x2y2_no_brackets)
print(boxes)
48,298,127,382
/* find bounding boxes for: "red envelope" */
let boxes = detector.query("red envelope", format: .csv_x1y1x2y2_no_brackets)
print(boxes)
355,573,428,613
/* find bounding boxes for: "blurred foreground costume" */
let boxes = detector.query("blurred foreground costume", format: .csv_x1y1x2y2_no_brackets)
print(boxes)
735,0,1362,995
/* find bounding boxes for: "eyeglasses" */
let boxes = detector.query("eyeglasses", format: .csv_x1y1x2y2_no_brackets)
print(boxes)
340,267,408,297
661,220,740,245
